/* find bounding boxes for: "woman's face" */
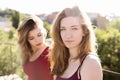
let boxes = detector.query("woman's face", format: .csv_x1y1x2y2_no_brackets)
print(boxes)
60,16,84,49
28,28,45,51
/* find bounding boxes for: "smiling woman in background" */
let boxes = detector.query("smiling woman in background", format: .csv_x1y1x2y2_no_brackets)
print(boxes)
17,15,53,80
49,6,103,80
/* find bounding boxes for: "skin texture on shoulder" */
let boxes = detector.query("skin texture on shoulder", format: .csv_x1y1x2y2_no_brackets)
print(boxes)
80,54,103,80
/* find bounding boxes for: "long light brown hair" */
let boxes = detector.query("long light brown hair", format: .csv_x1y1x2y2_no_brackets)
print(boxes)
49,6,97,76
17,15,46,65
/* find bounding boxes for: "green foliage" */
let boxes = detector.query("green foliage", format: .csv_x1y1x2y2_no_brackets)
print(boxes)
106,18,120,31
0,30,9,42
0,8,27,27
11,10,20,29
20,13,28,20
0,43,18,75
95,28,120,80
44,21,51,38
0,8,13,18
0,28,25,79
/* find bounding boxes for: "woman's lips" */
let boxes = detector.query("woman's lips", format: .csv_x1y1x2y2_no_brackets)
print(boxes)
65,40,73,43
36,43,41,46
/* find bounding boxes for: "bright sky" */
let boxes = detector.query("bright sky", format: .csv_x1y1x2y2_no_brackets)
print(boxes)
0,0,120,15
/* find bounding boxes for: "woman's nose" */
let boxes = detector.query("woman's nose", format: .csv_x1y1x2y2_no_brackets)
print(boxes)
65,30,72,38
35,38,39,42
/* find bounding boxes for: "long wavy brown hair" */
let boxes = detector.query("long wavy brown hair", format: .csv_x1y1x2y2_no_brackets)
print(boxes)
49,6,97,76
17,15,46,65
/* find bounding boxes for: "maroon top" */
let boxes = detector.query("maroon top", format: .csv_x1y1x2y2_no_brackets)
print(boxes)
56,55,87,80
23,47,53,80
56,66,81,80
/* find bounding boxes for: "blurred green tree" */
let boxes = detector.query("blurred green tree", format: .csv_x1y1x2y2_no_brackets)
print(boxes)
0,28,26,79
95,27,120,80
44,21,51,38
106,18,120,31
11,10,20,29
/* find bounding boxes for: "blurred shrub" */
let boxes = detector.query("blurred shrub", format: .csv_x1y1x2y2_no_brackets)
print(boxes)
95,26,120,80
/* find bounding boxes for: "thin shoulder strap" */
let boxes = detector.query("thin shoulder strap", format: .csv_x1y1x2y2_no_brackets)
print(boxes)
80,55,88,67
77,54,88,79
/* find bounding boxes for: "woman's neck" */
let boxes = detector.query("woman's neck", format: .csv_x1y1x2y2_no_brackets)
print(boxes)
30,44,47,62
69,47,78,59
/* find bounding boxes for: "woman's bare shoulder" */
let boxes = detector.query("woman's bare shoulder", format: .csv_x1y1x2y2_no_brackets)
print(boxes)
82,54,102,70
86,54,101,63
80,54,103,80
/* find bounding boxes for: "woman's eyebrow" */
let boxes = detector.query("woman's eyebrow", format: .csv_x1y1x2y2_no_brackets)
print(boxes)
71,25,79,27
60,25,78,28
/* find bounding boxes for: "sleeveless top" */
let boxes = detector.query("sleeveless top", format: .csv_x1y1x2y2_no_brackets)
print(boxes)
23,47,53,80
56,55,87,80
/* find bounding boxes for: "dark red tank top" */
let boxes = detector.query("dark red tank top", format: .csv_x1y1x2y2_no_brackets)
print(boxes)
56,55,87,80
56,66,81,80
23,47,53,80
